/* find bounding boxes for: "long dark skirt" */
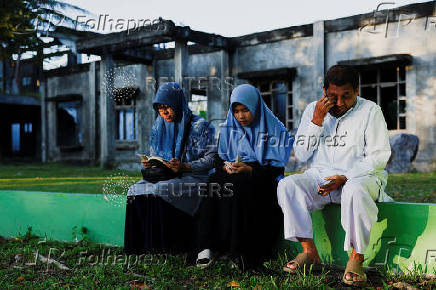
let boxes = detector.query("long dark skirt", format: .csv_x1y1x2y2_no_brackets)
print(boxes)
124,194,195,255
196,165,283,269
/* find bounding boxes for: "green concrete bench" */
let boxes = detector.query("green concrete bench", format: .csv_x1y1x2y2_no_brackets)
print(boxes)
1,190,435,273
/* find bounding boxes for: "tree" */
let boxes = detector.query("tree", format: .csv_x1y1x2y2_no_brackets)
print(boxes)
0,0,94,93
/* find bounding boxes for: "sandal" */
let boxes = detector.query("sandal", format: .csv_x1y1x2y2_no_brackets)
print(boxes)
283,253,322,274
342,259,367,286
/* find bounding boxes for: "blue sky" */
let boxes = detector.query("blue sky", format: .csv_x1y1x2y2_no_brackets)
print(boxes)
64,0,422,36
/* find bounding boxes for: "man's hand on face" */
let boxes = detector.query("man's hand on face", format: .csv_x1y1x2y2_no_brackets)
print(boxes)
312,93,335,126
317,175,348,196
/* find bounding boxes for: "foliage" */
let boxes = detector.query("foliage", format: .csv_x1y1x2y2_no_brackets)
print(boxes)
0,0,88,60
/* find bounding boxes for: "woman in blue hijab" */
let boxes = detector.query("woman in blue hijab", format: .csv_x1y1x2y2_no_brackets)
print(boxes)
196,84,294,270
124,82,216,255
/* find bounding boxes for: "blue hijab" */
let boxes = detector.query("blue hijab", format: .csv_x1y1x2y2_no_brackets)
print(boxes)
150,82,192,161
218,84,293,167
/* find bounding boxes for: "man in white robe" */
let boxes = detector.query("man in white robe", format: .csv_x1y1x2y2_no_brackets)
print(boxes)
277,65,393,284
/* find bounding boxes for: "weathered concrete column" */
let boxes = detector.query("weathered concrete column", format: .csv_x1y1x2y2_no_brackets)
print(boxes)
313,20,325,99
405,65,417,134
207,78,222,125
175,40,188,97
47,91,57,161
39,81,47,163
220,49,230,116
137,64,155,154
88,62,96,164
175,40,187,84
99,54,115,168
207,49,230,128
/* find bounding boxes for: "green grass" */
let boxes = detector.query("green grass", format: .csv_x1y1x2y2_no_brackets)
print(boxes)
0,229,331,289
0,163,435,203
1,163,436,288
1,229,435,289
384,172,436,203
0,162,141,194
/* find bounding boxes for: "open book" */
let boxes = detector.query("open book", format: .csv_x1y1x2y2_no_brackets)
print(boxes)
136,154,168,168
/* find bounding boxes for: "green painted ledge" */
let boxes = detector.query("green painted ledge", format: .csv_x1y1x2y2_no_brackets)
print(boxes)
0,190,126,246
0,190,435,273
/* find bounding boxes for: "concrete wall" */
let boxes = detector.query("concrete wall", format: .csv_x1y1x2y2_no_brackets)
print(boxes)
155,49,230,128
44,16,436,171
231,18,436,171
111,64,153,170
46,65,96,163
325,17,436,171
235,36,317,128
233,34,321,171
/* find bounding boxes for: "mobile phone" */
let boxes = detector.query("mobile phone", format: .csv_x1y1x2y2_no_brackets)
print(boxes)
318,180,335,195
224,161,233,170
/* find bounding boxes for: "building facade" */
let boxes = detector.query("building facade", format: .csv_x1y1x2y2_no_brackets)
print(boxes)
42,1,436,171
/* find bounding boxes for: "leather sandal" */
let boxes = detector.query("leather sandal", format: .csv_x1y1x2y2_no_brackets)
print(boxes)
283,253,322,274
342,259,367,286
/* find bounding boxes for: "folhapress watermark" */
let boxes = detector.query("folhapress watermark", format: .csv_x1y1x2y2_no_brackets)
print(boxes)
74,15,167,35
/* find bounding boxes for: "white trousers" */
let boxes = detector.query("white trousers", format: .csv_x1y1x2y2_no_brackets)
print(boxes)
277,169,382,254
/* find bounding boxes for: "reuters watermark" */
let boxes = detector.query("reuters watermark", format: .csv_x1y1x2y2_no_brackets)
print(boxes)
127,182,234,199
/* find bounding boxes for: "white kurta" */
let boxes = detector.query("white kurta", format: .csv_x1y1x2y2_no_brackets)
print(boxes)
277,96,393,254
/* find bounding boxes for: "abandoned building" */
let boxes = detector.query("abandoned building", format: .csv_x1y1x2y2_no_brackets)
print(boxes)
0,58,42,160
2,1,436,171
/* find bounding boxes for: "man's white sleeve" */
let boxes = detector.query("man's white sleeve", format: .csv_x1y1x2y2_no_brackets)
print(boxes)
294,103,324,162
344,105,391,179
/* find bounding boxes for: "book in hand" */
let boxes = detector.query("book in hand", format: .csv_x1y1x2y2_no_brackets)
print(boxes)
136,154,168,168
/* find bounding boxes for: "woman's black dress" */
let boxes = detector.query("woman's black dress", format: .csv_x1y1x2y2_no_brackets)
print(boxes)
124,194,195,255
196,158,284,269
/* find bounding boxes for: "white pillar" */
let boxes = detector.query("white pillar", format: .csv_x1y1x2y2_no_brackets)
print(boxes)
39,81,47,163
88,62,96,163
313,21,325,99
137,64,155,154
99,54,115,168
175,40,188,98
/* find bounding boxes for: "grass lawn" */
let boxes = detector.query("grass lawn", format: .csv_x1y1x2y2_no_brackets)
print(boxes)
0,162,435,203
1,162,435,288
1,230,435,289
0,162,141,194
384,172,436,203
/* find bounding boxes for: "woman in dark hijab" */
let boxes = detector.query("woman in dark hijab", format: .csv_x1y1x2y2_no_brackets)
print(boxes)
196,84,294,270
124,82,216,254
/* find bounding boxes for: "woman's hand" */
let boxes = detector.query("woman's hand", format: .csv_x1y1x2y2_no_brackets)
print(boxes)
223,163,233,174
223,162,252,174
232,162,253,174
164,158,184,173
142,159,152,168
